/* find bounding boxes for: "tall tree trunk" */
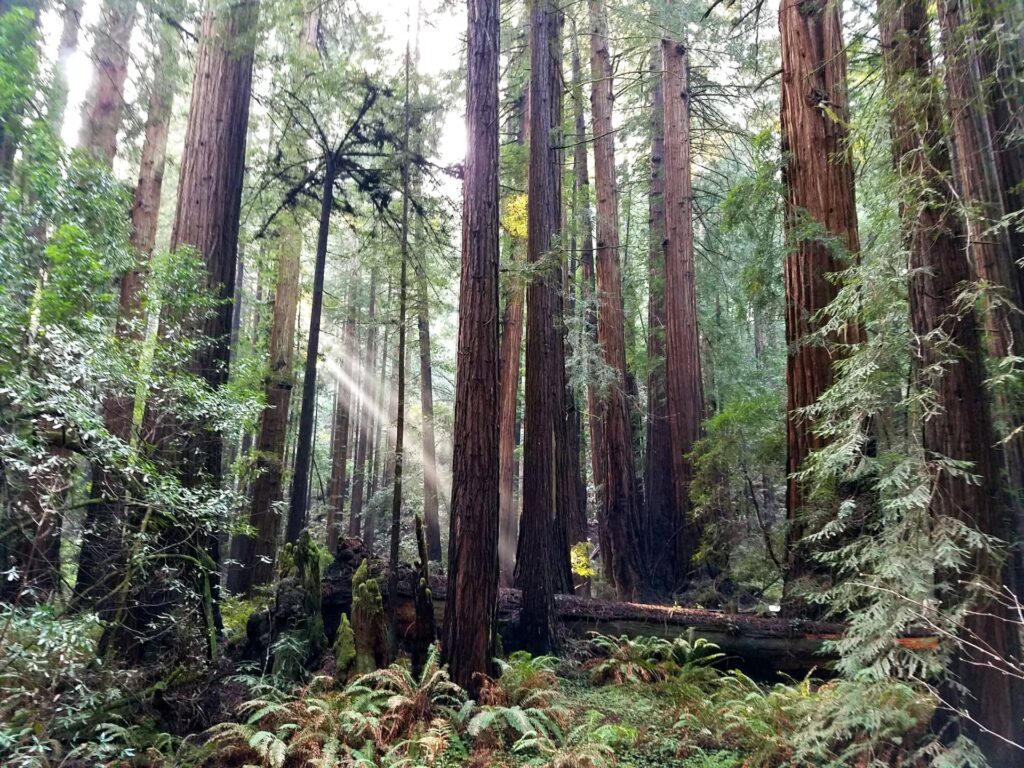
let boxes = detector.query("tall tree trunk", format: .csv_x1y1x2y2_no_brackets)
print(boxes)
78,0,137,164
365,332,389,553
47,0,83,130
938,0,1024,594
76,22,180,604
778,0,860,587
661,38,704,585
880,0,1024,759
124,0,258,657
348,273,378,538
327,297,356,553
441,0,501,695
515,0,564,652
416,267,441,561
589,0,645,599
645,41,677,592
286,160,336,543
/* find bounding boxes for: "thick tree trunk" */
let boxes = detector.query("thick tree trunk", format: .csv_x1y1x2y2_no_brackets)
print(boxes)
645,42,677,593
778,0,860,587
78,0,137,164
661,39,704,584
348,274,378,539
76,23,180,604
441,0,501,695
286,161,336,543
125,0,258,657
589,0,646,600
880,1,1024,759
515,0,564,653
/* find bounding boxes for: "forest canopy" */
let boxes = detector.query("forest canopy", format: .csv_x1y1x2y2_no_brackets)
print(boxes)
0,0,1022,766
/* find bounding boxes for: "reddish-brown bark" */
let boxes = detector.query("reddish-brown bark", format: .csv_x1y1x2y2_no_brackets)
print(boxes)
441,0,501,694
778,0,860,583
515,0,565,653
880,0,1024,758
661,39,704,583
78,0,136,164
498,246,525,587
589,0,645,600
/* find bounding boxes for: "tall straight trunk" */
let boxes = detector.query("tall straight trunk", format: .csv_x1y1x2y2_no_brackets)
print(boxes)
348,273,378,538
645,41,677,592
515,0,564,653
416,268,441,560
570,41,605,579
441,0,500,695
938,0,1024,592
498,85,529,588
880,1,1024,759
47,0,82,129
124,0,258,657
327,298,356,553
78,0,137,164
285,161,336,544
778,0,860,585
365,333,390,553
76,23,180,604
661,39,704,584
388,40,413,631
589,0,645,599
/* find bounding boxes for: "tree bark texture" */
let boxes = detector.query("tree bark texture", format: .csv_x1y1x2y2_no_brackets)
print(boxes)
881,0,1024,759
349,273,378,538
78,0,137,164
588,0,646,600
778,0,860,583
415,268,441,561
662,39,704,584
327,299,356,554
515,0,564,653
441,0,501,695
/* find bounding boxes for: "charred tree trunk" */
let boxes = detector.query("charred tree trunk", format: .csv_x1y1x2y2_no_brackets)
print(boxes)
78,0,137,164
661,38,704,585
880,0,1024,759
779,0,860,588
589,0,646,599
441,0,501,695
515,0,564,653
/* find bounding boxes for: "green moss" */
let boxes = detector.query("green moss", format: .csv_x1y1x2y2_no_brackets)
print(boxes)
334,613,356,678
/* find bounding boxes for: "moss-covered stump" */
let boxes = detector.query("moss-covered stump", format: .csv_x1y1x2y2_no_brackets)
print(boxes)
351,558,389,674
266,531,328,679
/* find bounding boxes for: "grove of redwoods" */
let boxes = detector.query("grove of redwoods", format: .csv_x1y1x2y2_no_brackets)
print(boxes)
0,0,1022,765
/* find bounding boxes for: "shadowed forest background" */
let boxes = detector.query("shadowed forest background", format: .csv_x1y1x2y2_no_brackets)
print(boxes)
1,0,1023,765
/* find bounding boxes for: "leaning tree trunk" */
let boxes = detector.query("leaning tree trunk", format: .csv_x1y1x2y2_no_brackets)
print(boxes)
78,0,137,164
515,0,565,654
661,38,704,586
441,0,501,695
589,0,646,600
880,0,1024,759
778,0,861,589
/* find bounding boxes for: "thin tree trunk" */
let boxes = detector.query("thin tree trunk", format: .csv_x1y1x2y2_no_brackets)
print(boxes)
880,1,1024,758
78,0,137,164
441,0,501,695
589,0,646,600
778,0,860,587
327,296,356,553
286,160,336,543
416,268,441,561
661,38,704,585
47,0,83,129
349,273,378,538
515,0,564,653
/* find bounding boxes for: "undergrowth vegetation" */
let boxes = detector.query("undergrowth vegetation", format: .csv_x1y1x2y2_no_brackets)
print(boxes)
0,619,950,767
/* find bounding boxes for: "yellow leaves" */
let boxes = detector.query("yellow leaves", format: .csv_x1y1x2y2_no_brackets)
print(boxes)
502,193,528,240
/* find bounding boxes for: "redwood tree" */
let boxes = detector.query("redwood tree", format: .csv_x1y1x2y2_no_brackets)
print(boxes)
441,0,501,693
778,0,860,586
661,38,704,585
880,0,1024,757
588,0,645,599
